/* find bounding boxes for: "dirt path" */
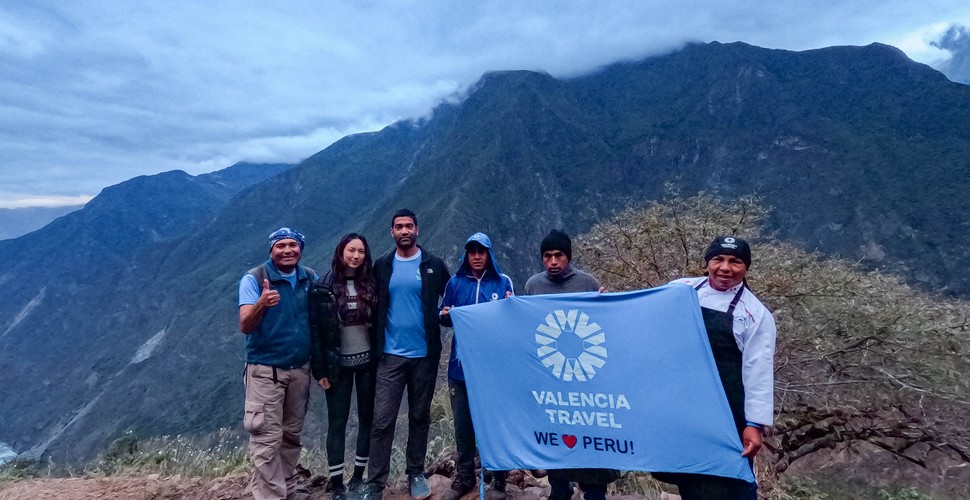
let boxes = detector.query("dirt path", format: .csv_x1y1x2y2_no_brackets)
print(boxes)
0,471,663,500
0,472,250,500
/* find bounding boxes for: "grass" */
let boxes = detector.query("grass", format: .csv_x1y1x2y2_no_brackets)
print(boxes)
0,457,50,489
87,428,249,478
765,476,942,500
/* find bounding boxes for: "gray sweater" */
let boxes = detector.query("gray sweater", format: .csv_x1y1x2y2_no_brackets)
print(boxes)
522,266,600,295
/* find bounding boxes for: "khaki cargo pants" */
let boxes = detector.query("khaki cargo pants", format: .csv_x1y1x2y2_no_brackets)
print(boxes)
244,363,310,500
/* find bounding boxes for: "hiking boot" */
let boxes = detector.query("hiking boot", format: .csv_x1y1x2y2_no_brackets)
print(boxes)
358,482,383,500
442,479,476,500
330,487,347,500
347,478,364,494
408,474,432,500
487,475,507,500
286,487,313,500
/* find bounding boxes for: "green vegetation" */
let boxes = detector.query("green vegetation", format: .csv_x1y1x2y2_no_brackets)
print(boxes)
0,458,49,488
5,185,969,497
576,193,970,497
88,428,248,478
771,476,942,500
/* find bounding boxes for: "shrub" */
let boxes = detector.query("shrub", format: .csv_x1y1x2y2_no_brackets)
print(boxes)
575,193,970,491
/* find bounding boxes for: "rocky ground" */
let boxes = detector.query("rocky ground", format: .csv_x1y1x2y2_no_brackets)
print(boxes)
0,469,675,500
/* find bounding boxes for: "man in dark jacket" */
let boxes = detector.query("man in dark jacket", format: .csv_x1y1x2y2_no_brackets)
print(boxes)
439,232,514,500
361,209,450,500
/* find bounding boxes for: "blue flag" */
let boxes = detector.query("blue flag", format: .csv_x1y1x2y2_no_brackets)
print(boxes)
449,283,755,482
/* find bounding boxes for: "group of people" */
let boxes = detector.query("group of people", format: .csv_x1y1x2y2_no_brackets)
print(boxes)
237,208,776,500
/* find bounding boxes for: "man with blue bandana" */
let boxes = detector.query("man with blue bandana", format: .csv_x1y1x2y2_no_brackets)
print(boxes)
239,227,317,500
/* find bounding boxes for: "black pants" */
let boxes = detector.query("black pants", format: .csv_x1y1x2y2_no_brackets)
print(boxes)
449,379,507,485
671,472,757,500
325,365,376,473
548,473,607,500
366,354,439,487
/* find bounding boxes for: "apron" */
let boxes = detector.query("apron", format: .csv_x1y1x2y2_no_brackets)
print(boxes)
694,280,747,437
652,280,756,497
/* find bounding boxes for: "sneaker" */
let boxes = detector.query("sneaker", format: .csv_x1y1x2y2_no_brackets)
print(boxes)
408,474,432,500
442,479,476,500
358,483,383,500
347,478,364,493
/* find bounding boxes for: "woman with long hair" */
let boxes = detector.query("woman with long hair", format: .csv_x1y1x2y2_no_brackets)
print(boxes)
309,233,378,500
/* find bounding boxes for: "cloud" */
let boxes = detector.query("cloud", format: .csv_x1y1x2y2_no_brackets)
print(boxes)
0,194,93,209
2,1,969,205
929,24,970,83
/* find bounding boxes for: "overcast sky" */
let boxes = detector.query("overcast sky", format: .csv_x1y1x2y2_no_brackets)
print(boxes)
1,1,968,208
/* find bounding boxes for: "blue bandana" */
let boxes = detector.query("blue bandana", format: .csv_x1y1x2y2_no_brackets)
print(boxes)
268,227,306,251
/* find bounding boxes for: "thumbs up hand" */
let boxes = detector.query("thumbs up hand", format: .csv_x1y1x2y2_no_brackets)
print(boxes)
258,279,281,308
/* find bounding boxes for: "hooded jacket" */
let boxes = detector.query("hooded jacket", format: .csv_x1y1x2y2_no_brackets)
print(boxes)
439,232,514,381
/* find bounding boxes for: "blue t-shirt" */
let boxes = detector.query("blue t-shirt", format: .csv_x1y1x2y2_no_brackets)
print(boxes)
384,251,427,357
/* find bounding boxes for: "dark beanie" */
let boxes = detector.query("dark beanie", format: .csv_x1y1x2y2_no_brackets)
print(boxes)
541,230,572,261
704,236,752,269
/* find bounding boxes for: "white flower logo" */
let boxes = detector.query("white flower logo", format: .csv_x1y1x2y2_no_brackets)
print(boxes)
535,309,607,382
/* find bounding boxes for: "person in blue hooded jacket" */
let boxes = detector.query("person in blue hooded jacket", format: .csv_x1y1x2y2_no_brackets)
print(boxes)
439,232,514,500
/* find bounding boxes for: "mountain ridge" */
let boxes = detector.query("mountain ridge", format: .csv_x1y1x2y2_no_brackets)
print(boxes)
1,41,969,462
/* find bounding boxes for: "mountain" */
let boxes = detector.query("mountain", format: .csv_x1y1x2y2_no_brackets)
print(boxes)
0,206,83,241
0,162,292,458
1,42,969,462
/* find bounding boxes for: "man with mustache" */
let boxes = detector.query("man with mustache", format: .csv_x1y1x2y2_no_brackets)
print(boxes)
238,227,316,500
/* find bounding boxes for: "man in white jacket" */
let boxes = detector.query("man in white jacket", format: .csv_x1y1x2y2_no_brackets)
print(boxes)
662,236,776,500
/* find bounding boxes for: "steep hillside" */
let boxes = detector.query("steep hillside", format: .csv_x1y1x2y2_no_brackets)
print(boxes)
0,162,292,459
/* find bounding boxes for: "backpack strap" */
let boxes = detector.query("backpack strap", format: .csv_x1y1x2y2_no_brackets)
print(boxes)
300,266,316,283
248,263,316,284
247,263,269,284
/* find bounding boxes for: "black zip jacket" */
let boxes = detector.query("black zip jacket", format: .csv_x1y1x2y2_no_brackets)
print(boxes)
372,246,451,359
307,271,342,381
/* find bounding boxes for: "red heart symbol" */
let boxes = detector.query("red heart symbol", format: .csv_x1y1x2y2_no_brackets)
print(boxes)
562,435,577,449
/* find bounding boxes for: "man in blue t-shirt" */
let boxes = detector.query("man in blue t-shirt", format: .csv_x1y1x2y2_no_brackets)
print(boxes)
238,227,316,500
361,209,450,500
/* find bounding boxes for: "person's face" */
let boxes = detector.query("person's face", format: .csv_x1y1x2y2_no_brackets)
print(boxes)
391,216,419,250
270,238,302,272
706,254,747,291
466,245,489,273
542,250,569,276
342,238,366,271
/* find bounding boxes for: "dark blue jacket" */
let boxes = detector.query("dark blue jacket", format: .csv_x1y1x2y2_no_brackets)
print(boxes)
439,233,514,381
